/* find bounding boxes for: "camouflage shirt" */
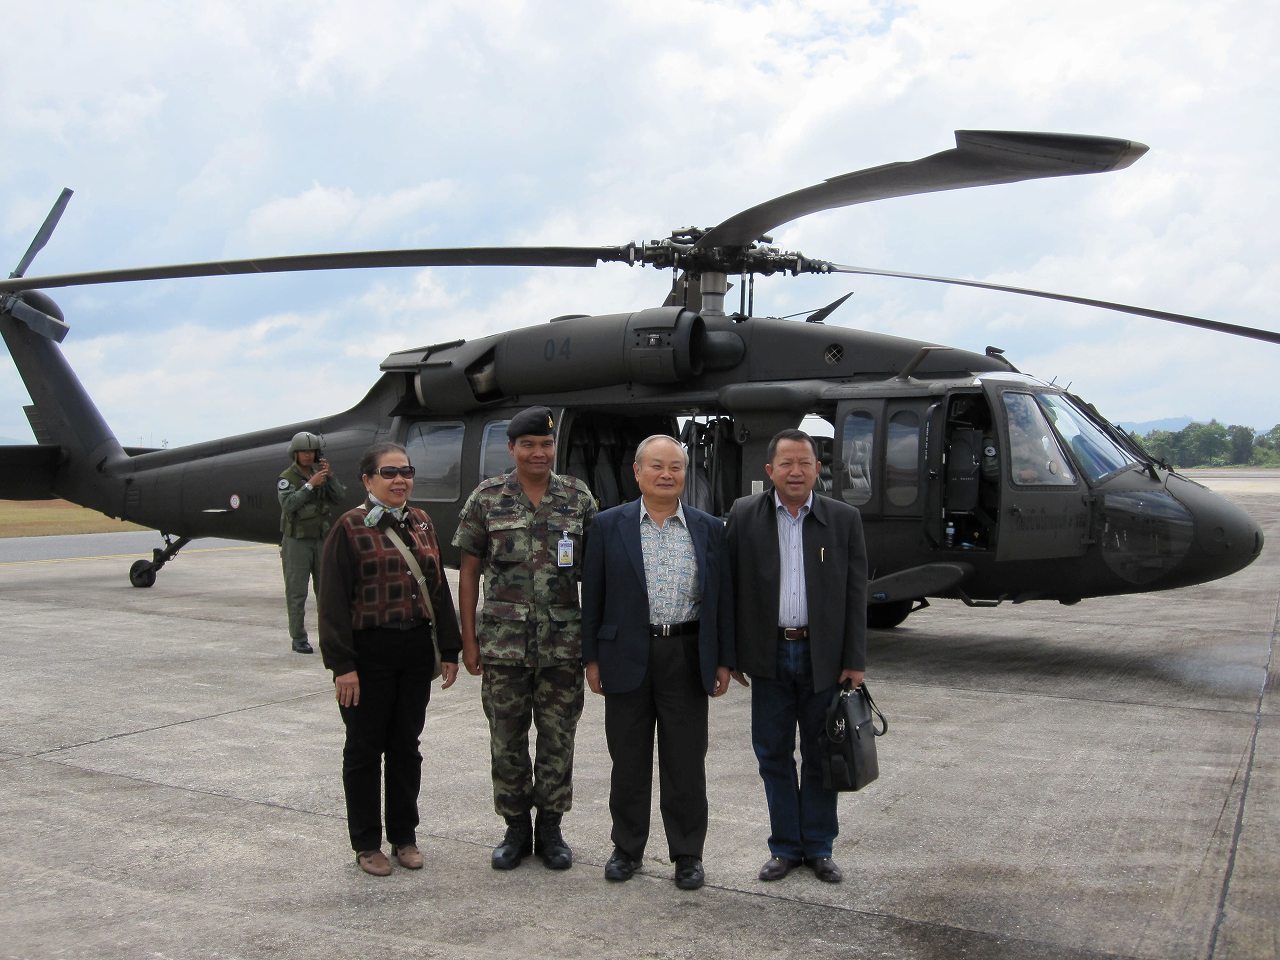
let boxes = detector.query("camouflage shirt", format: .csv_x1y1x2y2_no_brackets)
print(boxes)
453,470,597,664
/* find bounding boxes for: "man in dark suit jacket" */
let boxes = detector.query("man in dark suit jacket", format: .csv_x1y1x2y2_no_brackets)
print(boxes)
727,428,868,885
582,434,734,891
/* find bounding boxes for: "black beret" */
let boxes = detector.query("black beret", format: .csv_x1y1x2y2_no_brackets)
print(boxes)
507,406,556,439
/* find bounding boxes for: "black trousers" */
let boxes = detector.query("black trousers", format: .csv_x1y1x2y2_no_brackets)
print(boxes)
604,632,709,862
337,627,433,852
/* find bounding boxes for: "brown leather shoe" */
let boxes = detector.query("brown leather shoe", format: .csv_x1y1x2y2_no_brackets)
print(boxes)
393,844,423,869
356,849,392,876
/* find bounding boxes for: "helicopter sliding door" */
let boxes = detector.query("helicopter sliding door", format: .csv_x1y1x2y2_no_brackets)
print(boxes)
990,389,1090,562
833,399,928,518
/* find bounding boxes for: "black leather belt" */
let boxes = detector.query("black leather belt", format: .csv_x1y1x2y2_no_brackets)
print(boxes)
779,626,809,641
649,621,699,637
385,619,429,631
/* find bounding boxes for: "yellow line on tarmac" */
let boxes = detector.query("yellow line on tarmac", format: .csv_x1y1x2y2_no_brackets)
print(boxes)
0,544,274,567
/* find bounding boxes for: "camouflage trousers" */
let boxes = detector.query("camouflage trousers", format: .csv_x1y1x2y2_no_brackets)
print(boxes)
280,536,322,641
481,660,584,817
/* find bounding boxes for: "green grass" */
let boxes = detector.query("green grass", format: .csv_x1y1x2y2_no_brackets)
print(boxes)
0,499,149,537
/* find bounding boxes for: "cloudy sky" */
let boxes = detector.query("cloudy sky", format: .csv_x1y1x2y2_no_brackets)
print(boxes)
2,0,1277,448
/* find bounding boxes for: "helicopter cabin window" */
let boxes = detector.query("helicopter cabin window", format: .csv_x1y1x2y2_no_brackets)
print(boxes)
840,410,875,506
403,421,465,501
885,410,920,507
480,420,514,482
1003,394,1075,486
1038,394,1138,483
797,414,837,496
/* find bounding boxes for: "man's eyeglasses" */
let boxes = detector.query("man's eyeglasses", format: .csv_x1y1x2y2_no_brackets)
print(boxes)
373,465,416,479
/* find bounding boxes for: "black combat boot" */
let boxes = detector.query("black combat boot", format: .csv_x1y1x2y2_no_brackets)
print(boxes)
534,810,573,870
491,813,532,870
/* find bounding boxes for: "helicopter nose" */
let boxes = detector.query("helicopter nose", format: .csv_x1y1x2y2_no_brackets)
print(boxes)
1167,473,1264,581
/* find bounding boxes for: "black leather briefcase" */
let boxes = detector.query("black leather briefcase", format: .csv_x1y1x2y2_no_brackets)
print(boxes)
820,681,888,791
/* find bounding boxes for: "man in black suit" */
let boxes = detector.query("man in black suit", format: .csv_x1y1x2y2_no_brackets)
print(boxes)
727,428,868,884
582,434,734,891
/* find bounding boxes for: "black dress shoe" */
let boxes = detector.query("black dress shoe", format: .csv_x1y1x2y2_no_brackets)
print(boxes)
805,856,843,884
673,856,704,890
758,856,801,881
604,847,638,882
291,639,314,654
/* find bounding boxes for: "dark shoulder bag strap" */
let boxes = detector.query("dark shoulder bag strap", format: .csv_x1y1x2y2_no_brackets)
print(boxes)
384,526,442,679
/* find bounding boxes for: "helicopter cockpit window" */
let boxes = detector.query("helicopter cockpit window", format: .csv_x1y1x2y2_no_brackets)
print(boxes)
480,420,514,482
1038,394,1138,483
403,421,464,501
1003,393,1075,486
840,411,874,506
886,410,920,507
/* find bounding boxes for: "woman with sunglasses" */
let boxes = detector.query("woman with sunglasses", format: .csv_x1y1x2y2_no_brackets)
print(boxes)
319,442,461,876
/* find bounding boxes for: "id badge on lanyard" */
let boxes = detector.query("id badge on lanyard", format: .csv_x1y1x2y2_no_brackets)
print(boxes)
557,535,573,568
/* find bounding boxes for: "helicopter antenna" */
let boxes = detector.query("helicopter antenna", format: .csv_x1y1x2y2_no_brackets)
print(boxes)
805,292,854,324
895,346,953,380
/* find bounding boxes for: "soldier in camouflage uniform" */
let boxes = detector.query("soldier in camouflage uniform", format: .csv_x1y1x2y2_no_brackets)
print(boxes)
279,431,347,654
454,406,597,871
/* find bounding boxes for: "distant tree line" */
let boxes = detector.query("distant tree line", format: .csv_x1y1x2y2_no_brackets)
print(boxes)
1135,422,1280,468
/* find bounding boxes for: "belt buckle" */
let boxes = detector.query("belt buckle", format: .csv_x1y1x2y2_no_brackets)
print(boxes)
656,623,672,636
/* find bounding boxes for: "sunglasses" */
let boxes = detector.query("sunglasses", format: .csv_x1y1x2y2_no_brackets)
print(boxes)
372,465,416,479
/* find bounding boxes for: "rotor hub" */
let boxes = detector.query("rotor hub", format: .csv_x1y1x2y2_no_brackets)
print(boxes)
635,235,831,278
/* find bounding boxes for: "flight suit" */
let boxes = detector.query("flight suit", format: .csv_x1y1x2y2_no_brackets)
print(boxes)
453,470,596,816
278,461,347,645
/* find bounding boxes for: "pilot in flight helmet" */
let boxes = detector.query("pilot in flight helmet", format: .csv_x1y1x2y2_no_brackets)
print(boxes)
288,431,325,456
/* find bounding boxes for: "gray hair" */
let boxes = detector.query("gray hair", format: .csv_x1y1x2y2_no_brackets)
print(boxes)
633,434,689,466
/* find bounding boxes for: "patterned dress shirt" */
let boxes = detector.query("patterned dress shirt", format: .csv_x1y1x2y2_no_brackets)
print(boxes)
639,499,701,625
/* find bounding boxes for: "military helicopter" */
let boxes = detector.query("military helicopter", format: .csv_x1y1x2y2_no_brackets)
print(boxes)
1,130,1270,628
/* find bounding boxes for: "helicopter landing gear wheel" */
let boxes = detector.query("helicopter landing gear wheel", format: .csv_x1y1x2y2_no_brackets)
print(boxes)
126,534,191,588
129,559,157,588
867,598,925,630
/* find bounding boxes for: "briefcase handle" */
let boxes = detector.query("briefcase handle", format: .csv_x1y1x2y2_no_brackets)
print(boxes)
841,680,889,737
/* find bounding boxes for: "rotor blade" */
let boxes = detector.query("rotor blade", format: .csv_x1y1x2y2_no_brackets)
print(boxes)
11,188,74,279
0,245,635,294
829,263,1280,346
2,295,70,342
697,131,1147,250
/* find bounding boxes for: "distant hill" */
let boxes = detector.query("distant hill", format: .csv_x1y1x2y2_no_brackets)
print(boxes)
1117,417,1194,435
0,436,32,445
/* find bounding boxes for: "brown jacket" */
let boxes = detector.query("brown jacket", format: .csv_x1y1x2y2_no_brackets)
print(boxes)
319,502,461,676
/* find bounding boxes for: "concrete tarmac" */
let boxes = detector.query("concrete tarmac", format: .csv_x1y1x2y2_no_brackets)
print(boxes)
1,474,1276,960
